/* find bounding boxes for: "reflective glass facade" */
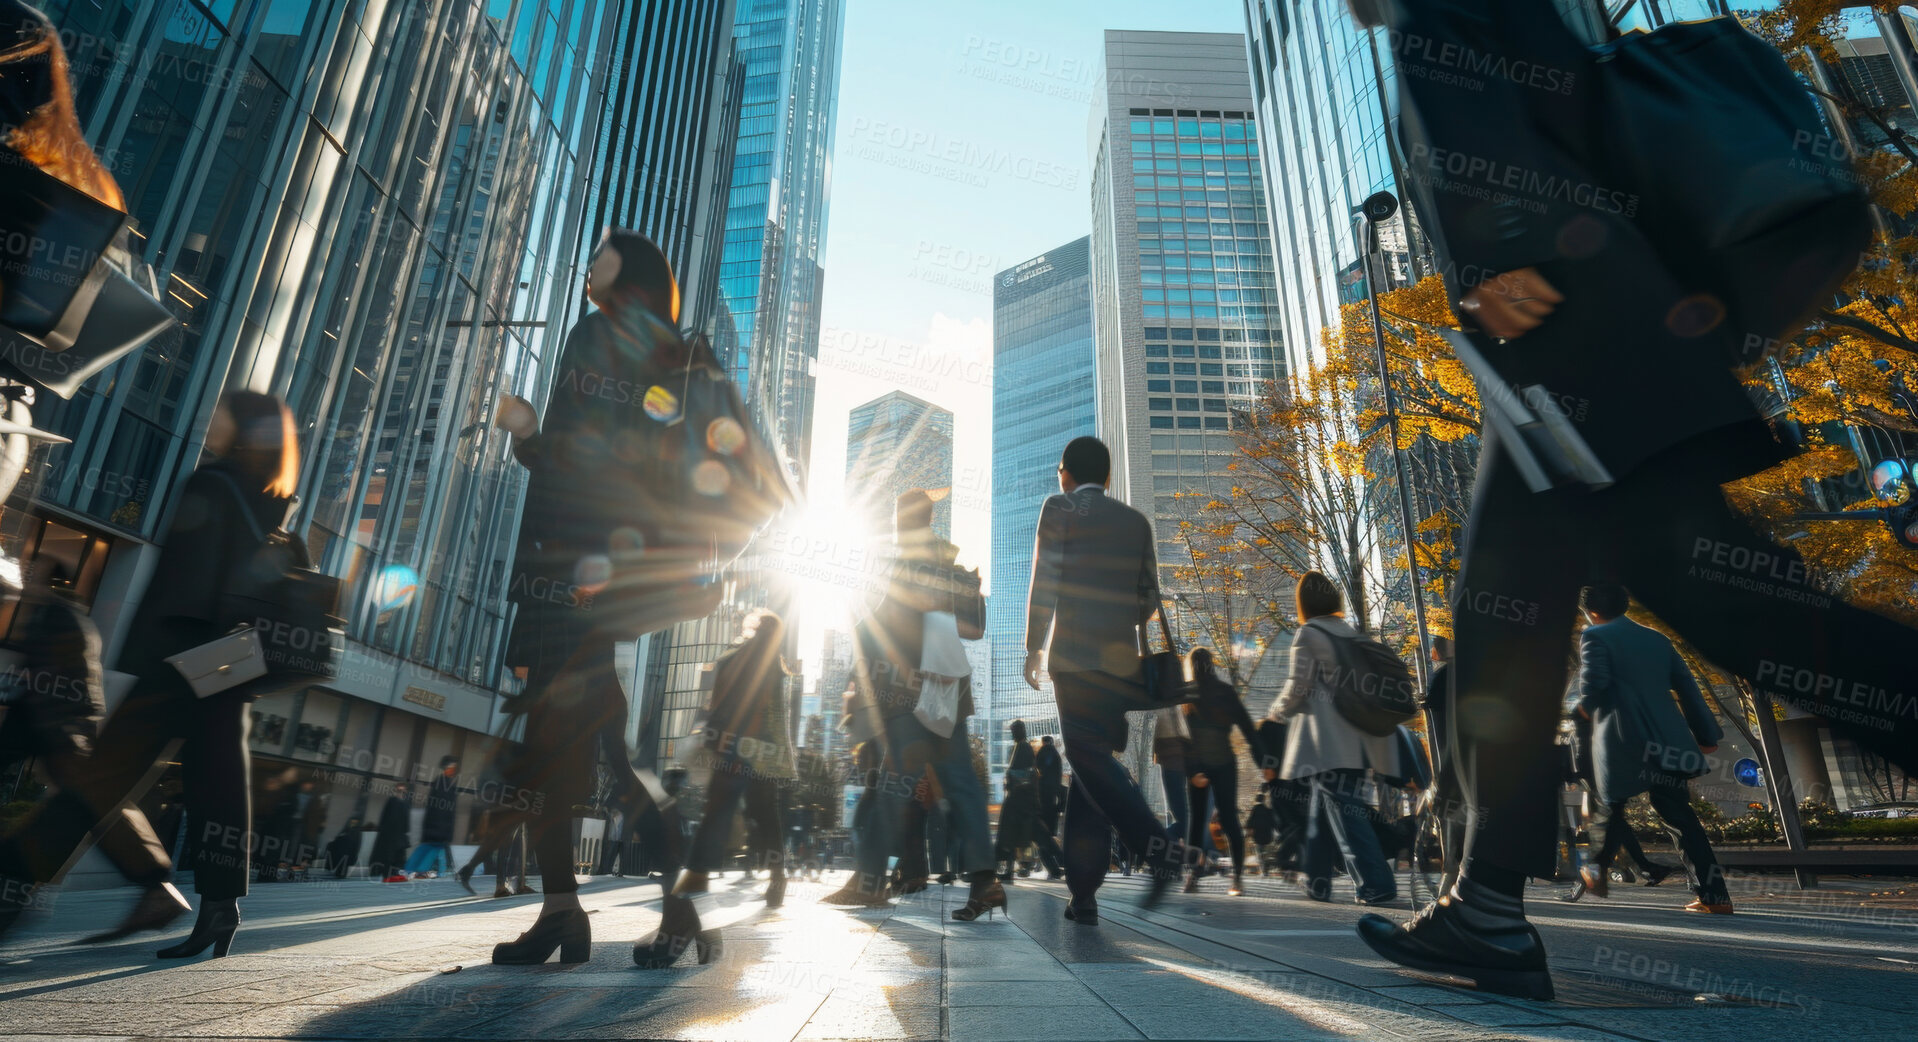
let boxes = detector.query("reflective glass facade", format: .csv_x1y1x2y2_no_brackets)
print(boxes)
1088,31,1283,579
846,390,955,541
2,0,749,856
987,236,1094,780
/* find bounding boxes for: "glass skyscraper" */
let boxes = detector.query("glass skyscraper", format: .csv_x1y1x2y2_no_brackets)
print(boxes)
988,236,1095,783
2,0,747,872
845,390,956,541
1088,30,1284,588
638,0,845,770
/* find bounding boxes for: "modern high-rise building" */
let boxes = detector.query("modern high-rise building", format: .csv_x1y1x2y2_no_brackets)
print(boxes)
1088,29,1285,794
846,391,956,541
585,0,745,332
988,236,1095,784
0,1,747,876
639,0,846,770
1087,30,1284,594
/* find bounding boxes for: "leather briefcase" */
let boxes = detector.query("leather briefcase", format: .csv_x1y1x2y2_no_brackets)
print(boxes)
165,627,268,698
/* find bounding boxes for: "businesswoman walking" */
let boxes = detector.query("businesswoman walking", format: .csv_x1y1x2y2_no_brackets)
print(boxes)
0,392,302,957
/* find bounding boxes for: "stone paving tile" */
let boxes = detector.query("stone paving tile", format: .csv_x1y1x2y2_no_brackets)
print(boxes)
1370,984,1495,1006
948,1003,1145,1042
3,966,292,1003
946,979,1096,1006
0,998,263,1035
944,958,1078,983
794,992,941,1042
452,985,828,1041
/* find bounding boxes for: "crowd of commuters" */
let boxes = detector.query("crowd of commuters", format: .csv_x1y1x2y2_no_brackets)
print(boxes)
1,0,1915,1005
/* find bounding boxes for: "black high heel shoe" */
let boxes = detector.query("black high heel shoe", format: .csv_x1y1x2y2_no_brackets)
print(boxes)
764,872,786,909
156,899,239,960
634,895,709,968
952,875,1007,922
86,882,191,943
491,907,591,965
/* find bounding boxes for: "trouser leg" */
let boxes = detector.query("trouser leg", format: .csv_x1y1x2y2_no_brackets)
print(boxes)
1609,430,1918,775
1618,820,1656,872
0,681,182,890
1062,735,1178,878
1450,427,1590,881
929,729,993,874
687,764,751,872
1586,798,1631,878
1646,781,1727,903
1209,768,1245,870
742,779,784,872
1060,773,1109,902
179,691,253,898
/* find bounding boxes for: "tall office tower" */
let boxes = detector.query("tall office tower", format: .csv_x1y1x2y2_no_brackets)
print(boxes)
583,0,744,330
1088,31,1284,595
846,391,956,541
714,0,846,456
0,2,750,874
988,237,1095,786
1089,30,1284,793
638,0,846,770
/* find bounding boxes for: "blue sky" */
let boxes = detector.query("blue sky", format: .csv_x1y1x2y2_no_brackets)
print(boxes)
805,0,1245,606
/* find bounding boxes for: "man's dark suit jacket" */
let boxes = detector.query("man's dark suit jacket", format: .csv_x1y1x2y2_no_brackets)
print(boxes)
1024,485,1159,677
1376,0,1769,481
1576,616,1723,805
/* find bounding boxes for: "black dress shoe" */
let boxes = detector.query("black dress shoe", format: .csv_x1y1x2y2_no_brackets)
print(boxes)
1063,898,1098,924
1355,896,1554,1001
1640,863,1677,887
156,900,241,960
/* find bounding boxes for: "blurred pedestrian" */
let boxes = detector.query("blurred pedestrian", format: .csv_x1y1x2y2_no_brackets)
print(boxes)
638,610,795,967
487,230,711,967
324,818,364,879
0,392,302,958
1024,437,1189,924
994,719,1064,881
369,781,412,880
1035,735,1064,836
1265,572,1399,906
1181,648,1264,896
1572,585,1726,911
403,756,459,878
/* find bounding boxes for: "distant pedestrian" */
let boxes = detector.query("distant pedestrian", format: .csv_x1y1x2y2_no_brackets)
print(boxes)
994,719,1063,881
1572,585,1728,912
1181,648,1264,896
1265,572,1398,905
369,782,412,880
403,756,460,878
1035,735,1064,835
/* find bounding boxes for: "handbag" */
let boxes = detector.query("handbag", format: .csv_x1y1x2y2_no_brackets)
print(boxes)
165,626,269,698
1141,602,1199,706
913,609,969,738
1592,18,1872,353
208,473,345,683
0,147,125,343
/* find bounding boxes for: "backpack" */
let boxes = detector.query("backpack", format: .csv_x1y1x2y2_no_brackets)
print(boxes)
1306,619,1418,738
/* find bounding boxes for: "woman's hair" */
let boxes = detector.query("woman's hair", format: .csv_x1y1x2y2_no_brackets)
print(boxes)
1295,570,1343,621
737,609,791,676
0,15,125,209
589,228,679,323
219,391,300,498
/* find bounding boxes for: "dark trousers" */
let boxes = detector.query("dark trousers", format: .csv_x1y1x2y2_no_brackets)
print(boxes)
1450,422,1918,881
1590,781,1725,902
994,785,1064,874
855,713,936,886
1157,763,1187,841
507,620,662,895
1186,762,1244,871
2,680,249,899
686,762,784,873
1054,670,1180,902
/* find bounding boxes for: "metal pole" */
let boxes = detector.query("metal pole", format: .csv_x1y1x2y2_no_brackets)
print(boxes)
1357,215,1432,685
1747,680,1817,890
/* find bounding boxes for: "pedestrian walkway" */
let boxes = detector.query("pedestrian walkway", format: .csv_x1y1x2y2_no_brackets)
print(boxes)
1,870,1910,1040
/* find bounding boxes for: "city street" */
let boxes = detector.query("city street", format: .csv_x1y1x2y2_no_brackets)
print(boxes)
1,871,1911,1041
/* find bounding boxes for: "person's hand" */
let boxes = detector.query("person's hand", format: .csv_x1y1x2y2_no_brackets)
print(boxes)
1458,267,1563,339
495,393,537,438
1024,650,1045,691
1261,768,1277,782
1192,772,1209,789
1700,745,1718,755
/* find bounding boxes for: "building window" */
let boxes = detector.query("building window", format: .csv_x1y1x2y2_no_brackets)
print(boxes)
1145,344,1169,357
1173,363,1196,375
1174,380,1198,393
1151,416,1174,429
1147,379,1170,391
1177,416,1201,429
1203,416,1228,429
1202,381,1224,393
1149,398,1172,410
1177,398,1200,411
1147,362,1170,374
1203,399,1228,412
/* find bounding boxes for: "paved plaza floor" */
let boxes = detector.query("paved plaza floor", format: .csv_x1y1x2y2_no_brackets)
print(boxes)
1,869,1912,1040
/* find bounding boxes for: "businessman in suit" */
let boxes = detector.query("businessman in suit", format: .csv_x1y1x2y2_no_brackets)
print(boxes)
1573,585,1729,913
1024,436,1185,921
1354,0,1918,1001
